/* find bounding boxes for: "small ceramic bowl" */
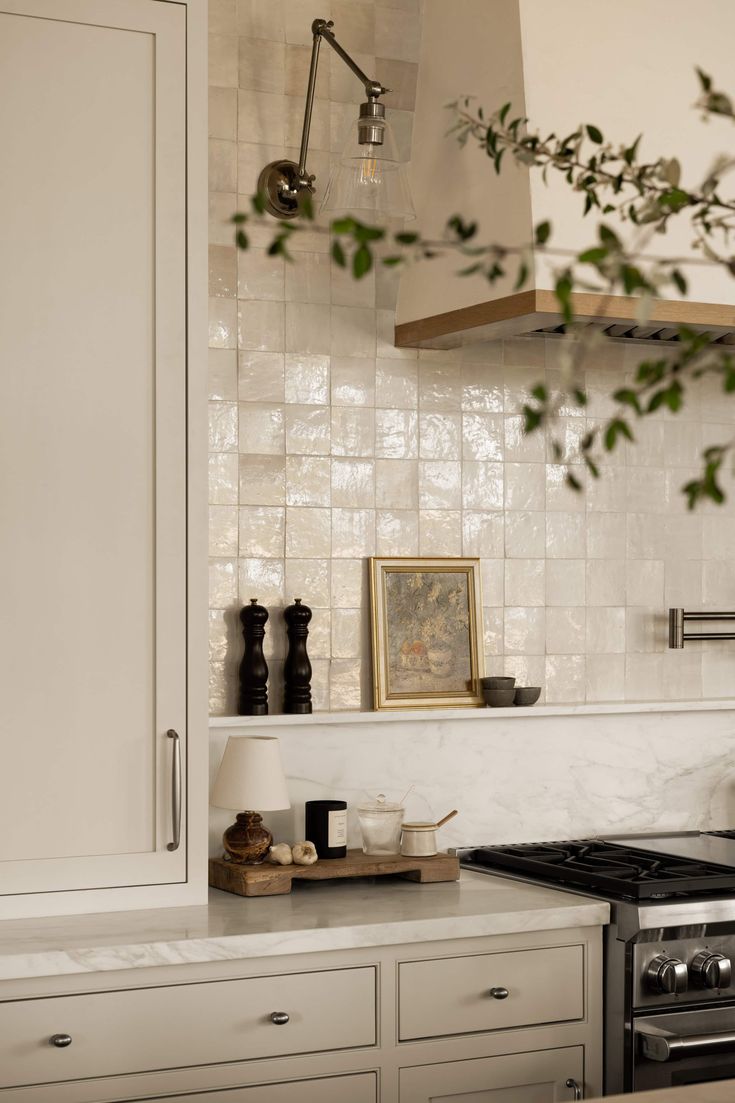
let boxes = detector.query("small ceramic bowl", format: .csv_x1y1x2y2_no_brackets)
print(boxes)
481,676,516,689
514,686,541,707
484,687,516,707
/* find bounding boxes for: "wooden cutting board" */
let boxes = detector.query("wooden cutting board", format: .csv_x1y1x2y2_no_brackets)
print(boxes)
209,849,460,897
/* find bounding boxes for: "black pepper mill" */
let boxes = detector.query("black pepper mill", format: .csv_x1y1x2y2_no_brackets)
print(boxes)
283,598,312,714
238,598,269,716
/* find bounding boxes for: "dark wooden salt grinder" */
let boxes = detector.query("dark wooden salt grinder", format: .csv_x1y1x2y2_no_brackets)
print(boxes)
238,598,269,716
283,598,312,714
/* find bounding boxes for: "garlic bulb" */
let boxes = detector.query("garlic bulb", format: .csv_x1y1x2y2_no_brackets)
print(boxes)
291,841,318,865
267,843,293,866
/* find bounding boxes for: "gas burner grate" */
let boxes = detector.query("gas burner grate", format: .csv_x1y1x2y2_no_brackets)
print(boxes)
465,839,735,900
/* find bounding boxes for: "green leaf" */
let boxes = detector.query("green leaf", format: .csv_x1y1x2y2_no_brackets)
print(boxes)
514,261,529,291
696,67,713,92
251,192,267,215
447,215,478,241
531,384,548,402
382,255,403,267
298,190,315,220
331,217,357,235
458,262,484,276
671,268,688,295
354,223,385,243
659,187,690,212
554,273,574,324
623,135,641,165
566,471,583,492
498,102,511,124
352,243,373,279
613,388,642,413
231,212,247,224
236,230,248,250
395,231,419,245
586,124,604,144
522,404,542,432
331,240,346,268
578,246,608,264
535,220,552,245
598,224,621,249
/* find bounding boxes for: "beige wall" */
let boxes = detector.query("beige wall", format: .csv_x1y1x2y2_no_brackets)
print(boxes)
208,0,735,715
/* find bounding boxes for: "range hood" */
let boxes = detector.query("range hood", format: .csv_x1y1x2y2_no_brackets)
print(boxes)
395,0,735,350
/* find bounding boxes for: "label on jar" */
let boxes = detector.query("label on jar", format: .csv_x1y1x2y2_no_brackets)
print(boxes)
328,808,347,848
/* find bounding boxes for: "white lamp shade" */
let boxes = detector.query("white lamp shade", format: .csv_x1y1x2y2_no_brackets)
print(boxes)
211,736,291,812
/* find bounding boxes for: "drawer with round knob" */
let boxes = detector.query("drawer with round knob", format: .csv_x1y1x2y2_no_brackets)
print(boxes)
398,945,584,1041
0,967,376,1088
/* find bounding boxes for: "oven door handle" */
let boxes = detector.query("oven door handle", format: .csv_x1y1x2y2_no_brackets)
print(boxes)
637,1023,735,1062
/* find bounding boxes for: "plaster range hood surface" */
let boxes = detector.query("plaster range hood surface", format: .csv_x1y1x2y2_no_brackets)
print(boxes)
395,0,735,350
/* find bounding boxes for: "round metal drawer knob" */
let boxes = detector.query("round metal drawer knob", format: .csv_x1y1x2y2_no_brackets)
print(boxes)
49,1034,72,1048
270,1011,290,1025
488,986,509,1000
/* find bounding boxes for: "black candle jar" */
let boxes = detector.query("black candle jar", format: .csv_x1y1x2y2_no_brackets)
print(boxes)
305,800,347,859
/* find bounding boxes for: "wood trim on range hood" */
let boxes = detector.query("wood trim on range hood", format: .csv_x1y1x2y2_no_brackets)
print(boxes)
394,290,735,350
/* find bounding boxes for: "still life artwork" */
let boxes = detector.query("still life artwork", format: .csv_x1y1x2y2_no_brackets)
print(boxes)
369,557,485,710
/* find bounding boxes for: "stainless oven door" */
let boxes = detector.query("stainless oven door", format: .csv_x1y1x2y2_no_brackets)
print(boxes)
635,1007,735,1091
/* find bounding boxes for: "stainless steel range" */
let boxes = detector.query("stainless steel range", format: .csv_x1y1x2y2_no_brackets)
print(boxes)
461,832,735,1094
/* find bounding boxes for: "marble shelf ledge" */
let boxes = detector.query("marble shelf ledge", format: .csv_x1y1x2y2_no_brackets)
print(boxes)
210,699,735,729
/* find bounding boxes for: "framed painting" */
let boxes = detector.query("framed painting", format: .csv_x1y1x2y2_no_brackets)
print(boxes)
369,557,485,710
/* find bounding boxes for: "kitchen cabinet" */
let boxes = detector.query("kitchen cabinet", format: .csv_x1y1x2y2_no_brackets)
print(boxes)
0,924,601,1103
0,0,208,918
127,1075,379,1103
399,1046,584,1103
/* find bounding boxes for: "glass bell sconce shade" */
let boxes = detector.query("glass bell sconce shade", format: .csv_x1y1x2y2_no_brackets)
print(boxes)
321,107,415,222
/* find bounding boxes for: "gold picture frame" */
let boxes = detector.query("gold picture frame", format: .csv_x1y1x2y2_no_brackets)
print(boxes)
369,557,485,711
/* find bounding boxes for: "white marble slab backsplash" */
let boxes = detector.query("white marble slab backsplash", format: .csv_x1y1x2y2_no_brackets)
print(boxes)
209,705,735,857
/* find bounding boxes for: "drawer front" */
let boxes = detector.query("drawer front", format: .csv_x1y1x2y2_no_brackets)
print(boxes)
133,1071,377,1103
399,945,583,1040
0,968,376,1088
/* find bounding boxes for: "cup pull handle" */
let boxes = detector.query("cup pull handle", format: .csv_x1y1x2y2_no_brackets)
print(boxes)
166,729,181,852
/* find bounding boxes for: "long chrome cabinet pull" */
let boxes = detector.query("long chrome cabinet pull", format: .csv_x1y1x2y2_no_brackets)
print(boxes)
166,729,182,852
566,1079,583,1100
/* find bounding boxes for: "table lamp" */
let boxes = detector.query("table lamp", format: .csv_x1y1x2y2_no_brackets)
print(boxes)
211,736,291,864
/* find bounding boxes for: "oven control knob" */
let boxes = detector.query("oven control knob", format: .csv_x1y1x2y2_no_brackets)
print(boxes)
690,951,732,990
646,954,688,995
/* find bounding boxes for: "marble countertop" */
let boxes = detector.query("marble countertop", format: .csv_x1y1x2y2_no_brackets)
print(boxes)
0,871,608,981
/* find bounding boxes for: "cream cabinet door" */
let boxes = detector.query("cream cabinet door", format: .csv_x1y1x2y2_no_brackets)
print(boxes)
128,1074,378,1103
399,1046,584,1103
0,0,188,897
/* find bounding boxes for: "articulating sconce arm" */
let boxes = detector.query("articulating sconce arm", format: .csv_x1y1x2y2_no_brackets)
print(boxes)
258,18,390,219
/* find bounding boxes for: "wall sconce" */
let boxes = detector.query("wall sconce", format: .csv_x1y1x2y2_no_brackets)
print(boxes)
258,18,415,222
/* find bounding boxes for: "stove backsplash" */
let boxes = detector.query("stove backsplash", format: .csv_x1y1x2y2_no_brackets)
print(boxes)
209,705,735,858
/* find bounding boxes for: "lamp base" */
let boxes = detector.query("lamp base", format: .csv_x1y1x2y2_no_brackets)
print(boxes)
222,811,273,865
257,159,314,220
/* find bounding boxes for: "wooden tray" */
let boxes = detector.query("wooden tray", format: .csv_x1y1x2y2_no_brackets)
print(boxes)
209,849,460,897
